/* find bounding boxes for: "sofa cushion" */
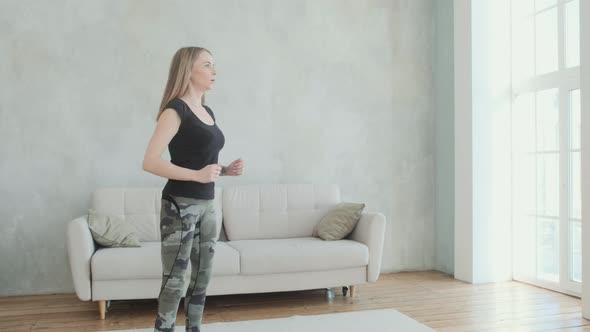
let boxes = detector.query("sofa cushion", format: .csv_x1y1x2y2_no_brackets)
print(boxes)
222,184,341,241
227,237,369,275
91,241,240,281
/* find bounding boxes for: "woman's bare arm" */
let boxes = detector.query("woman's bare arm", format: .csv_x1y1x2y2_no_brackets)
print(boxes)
142,108,202,182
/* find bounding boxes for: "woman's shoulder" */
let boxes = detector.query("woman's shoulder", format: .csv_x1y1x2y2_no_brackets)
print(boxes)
164,97,185,110
163,98,187,121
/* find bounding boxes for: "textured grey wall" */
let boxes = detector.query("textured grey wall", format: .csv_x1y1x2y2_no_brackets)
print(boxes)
434,0,454,275
0,0,435,296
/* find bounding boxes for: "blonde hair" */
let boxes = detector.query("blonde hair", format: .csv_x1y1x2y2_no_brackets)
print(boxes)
156,47,211,121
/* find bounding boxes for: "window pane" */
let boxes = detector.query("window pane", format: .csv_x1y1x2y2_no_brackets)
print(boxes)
537,218,559,282
571,221,582,282
514,215,537,277
513,93,535,153
512,18,535,84
536,88,559,151
571,89,581,150
571,151,581,219
536,0,557,11
565,0,580,68
537,153,559,217
536,8,558,75
512,93,537,218
514,154,536,216
514,0,535,18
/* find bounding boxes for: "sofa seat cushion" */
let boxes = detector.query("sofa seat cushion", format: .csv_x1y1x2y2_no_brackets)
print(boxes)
91,241,240,281
227,237,369,275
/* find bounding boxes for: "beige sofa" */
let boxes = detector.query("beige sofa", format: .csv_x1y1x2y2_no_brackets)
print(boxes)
66,184,386,319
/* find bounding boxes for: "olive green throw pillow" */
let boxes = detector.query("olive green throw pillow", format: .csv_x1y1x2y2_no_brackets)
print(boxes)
313,202,366,240
87,209,141,247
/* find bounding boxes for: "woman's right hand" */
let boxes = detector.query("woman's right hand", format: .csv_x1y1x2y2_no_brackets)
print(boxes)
196,164,222,183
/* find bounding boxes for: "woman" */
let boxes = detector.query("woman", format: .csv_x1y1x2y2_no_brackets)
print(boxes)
143,47,244,332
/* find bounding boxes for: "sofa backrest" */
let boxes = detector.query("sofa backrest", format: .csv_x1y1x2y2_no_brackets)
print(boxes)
222,184,341,240
91,187,224,242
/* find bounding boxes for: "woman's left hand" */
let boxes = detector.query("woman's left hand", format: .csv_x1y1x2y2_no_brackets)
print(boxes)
225,158,244,176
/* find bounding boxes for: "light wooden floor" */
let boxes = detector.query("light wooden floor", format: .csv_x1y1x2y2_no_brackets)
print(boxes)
1,271,588,331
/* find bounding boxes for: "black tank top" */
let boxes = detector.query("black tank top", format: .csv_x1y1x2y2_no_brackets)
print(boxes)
161,98,225,200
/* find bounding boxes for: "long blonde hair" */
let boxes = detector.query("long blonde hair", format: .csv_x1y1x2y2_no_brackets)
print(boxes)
156,47,211,121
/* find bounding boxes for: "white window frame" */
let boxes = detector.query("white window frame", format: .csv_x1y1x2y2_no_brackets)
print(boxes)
511,0,581,297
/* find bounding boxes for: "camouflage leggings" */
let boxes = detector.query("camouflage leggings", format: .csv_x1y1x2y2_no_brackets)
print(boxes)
154,193,217,332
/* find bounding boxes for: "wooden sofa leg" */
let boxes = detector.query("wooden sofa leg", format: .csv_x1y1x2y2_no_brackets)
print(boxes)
349,285,356,298
98,300,106,320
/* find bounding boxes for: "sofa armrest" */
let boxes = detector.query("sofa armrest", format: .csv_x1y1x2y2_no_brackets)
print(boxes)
348,212,386,283
66,215,96,301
